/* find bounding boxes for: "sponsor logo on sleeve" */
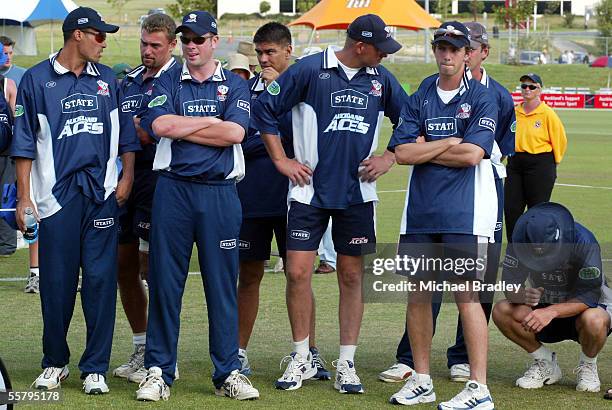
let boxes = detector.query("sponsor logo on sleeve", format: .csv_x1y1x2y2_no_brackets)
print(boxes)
0,114,7,123
220,239,237,249
478,117,496,133
237,99,250,114
290,230,311,241
578,267,601,280
267,81,281,96
182,99,218,116
510,120,517,133
239,240,251,249
93,218,114,229
14,105,24,117
331,89,368,109
61,93,99,114
503,254,518,268
121,94,144,113
148,94,167,108
425,117,457,137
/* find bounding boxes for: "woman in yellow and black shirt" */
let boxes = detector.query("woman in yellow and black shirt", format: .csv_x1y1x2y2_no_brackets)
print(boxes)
504,73,568,241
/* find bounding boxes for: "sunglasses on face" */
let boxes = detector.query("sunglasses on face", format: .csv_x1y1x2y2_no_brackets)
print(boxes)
434,27,467,39
521,83,539,90
179,35,214,45
81,30,106,44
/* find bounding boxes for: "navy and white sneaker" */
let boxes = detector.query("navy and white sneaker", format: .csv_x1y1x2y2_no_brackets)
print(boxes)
333,360,364,394
438,381,494,410
310,347,331,380
238,348,252,376
275,352,316,391
390,373,436,405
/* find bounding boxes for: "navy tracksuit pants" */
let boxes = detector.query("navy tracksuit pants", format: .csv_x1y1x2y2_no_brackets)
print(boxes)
396,177,504,368
144,174,242,388
39,192,118,378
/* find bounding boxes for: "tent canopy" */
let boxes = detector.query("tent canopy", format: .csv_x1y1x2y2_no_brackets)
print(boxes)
0,0,78,26
288,0,440,31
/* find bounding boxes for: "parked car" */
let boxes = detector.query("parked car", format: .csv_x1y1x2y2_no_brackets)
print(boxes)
519,51,544,65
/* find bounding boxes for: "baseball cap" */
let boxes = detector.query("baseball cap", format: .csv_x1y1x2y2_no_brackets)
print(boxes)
464,22,489,49
112,63,132,79
62,7,119,33
346,14,402,54
520,73,543,87
512,202,575,271
227,53,253,79
432,21,470,49
176,11,218,36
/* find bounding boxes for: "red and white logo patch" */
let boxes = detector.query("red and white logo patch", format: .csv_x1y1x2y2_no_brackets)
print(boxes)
217,85,229,101
96,80,109,96
369,80,383,97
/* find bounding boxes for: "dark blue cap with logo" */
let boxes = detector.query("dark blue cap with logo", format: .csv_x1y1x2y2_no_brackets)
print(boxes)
62,7,119,33
432,21,470,49
520,73,543,86
176,11,218,36
512,202,575,271
347,14,402,54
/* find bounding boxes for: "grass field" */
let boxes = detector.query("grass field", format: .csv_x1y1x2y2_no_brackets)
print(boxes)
0,110,611,409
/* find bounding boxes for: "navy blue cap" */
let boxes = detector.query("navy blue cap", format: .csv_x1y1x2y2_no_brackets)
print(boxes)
176,11,218,36
347,14,402,54
62,7,119,33
512,202,575,271
432,21,470,49
520,73,543,87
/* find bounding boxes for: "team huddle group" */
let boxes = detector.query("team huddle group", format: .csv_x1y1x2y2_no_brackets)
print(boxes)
0,5,610,409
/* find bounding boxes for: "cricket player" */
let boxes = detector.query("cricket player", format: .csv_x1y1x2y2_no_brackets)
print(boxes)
387,21,497,409
236,21,330,380
493,202,611,393
112,13,181,384
0,93,10,151
252,14,406,393
135,11,259,402
380,21,516,384
11,7,140,394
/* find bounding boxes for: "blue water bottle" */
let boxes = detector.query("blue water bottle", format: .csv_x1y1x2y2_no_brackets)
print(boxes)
23,207,38,244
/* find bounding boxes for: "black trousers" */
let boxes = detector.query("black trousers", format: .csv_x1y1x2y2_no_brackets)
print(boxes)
504,152,557,242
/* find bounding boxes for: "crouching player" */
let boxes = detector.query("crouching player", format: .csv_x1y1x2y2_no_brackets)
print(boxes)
493,202,612,392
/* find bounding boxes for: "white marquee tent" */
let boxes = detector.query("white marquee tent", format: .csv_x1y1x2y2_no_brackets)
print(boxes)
0,0,78,55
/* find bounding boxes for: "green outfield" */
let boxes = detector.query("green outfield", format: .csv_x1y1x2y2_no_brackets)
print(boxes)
0,110,610,409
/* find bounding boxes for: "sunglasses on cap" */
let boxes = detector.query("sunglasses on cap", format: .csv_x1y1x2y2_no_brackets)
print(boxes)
81,30,106,44
433,27,467,38
179,35,215,45
521,83,539,90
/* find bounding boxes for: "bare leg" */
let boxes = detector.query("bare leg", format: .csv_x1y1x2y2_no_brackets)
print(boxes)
407,291,433,375
286,250,317,341
336,254,364,345
492,300,541,352
576,308,611,357
117,241,147,334
238,260,265,348
455,290,488,384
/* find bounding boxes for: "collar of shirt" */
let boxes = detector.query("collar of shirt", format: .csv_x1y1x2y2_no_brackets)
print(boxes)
322,46,379,75
516,101,547,116
49,50,99,76
180,59,226,82
251,72,266,92
126,57,178,85
479,67,489,88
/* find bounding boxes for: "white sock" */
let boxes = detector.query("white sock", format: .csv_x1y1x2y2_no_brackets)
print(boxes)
414,372,432,384
338,345,357,363
529,345,553,362
469,380,489,391
30,267,39,276
133,333,146,346
580,351,597,364
293,336,309,358
239,348,247,357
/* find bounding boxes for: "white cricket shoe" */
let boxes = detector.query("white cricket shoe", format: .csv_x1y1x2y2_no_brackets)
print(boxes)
438,381,494,410
113,344,145,379
450,363,471,382
333,360,364,394
82,373,109,395
275,352,316,391
128,364,179,383
136,367,170,401
574,361,600,392
239,348,252,376
32,366,69,390
379,363,414,383
390,373,436,405
516,353,562,389
215,370,259,400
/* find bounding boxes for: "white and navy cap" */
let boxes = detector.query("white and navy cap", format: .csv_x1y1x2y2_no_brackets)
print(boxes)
346,14,402,54
176,11,218,36
62,7,119,33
